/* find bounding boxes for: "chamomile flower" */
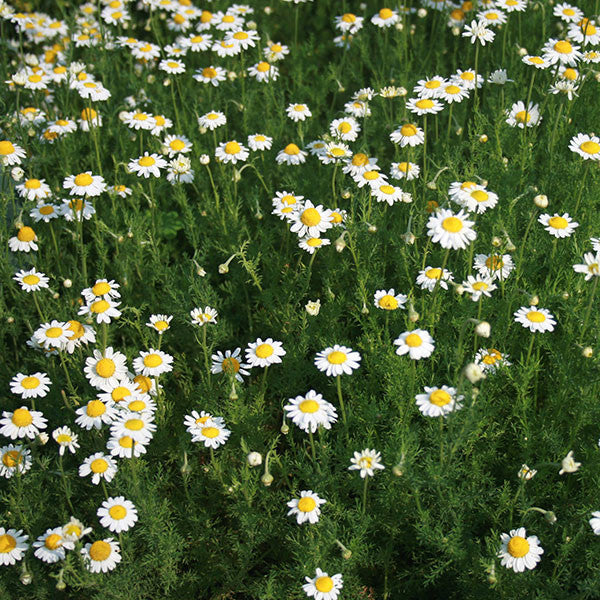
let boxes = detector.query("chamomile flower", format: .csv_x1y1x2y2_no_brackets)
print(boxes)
82,538,121,573
299,236,331,254
215,140,249,164
416,385,463,417
198,111,226,130
406,97,444,115
16,177,52,201
159,58,186,74
290,201,334,238
342,153,379,177
462,275,497,301
75,399,116,430
538,213,579,238
462,19,496,45
513,306,556,333
128,153,168,178
190,306,218,325
9,226,38,252
286,103,312,122
0,140,27,166
329,117,360,141
33,528,74,563
82,279,121,302
110,412,157,444
314,345,361,377
475,348,511,373
191,420,231,448
449,180,479,204
498,528,543,572
371,183,404,206
543,38,581,66
287,491,327,525
0,529,28,565
506,101,541,128
248,133,273,151
416,266,454,291
211,348,251,382
30,202,60,222
391,161,420,181
61,517,92,543
474,253,514,281
183,32,212,51
371,7,399,27
61,198,96,222
263,41,289,61
319,142,352,165
438,82,469,103
97,497,138,533
147,314,173,334
132,349,174,377
573,252,600,280
0,407,47,440
390,123,425,147
10,372,51,399
427,208,477,249
451,69,484,89
477,8,507,26
52,426,80,455
79,452,118,485
63,172,106,197
13,269,49,293
245,338,286,368
393,329,435,360
0,445,32,479
284,390,338,433
276,143,307,165
248,61,279,82
84,347,128,392
33,320,73,350
194,65,228,86
63,320,96,354
79,298,122,324
348,448,385,478
162,134,192,157
354,169,389,188
374,289,407,311
183,411,225,434
569,133,600,160
413,76,447,98
344,99,371,117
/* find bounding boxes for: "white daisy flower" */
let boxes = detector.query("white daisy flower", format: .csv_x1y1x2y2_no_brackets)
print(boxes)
318,142,352,165
573,252,600,280
407,97,444,116
506,101,542,128
215,140,249,165
390,123,425,147
393,329,435,360
247,133,273,151
461,275,497,301
263,41,289,61
335,12,364,33
390,161,420,181
60,198,96,222
63,319,96,355
248,61,279,82
287,491,326,524
290,201,334,238
245,338,286,368
30,202,60,223
0,407,47,440
462,19,496,45
0,528,28,565
190,420,231,449
78,298,122,324
52,426,80,455
15,178,52,201
413,76,447,98
63,172,106,197
353,169,389,189
198,111,226,130
106,434,147,459
81,279,121,302
498,527,543,572
82,538,121,573
569,133,600,160
373,289,407,310
33,528,74,563
84,347,128,392
162,134,192,157
190,306,218,326
286,103,312,122
183,33,213,51
132,349,174,377
276,143,307,165
75,399,116,430
0,445,32,479
128,153,168,178
10,372,51,399
415,385,464,417
0,140,27,166
473,253,514,281
299,236,331,254
146,314,173,334
342,153,379,177
109,412,157,444
348,448,385,478
97,497,138,533
474,348,511,373
329,117,360,141
314,345,361,377
62,517,92,543
193,65,227,86
79,452,118,485
589,512,600,535
538,213,579,238
553,2,583,23
426,208,477,250
371,7,399,27
211,348,251,381
13,269,49,293
159,58,186,74
9,226,39,253
542,38,581,66
183,411,225,434
371,183,404,206
284,390,338,433
344,99,371,118
513,306,556,333
451,69,484,89
33,320,73,350
416,266,454,291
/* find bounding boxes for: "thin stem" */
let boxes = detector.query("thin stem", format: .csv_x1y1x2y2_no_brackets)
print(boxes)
362,476,369,515
336,375,347,425
58,454,75,514
580,276,599,342
308,430,316,461
202,326,211,380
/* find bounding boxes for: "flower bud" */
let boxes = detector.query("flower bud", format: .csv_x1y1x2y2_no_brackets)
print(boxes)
426,181,437,190
335,236,346,252
530,295,539,306
247,20,257,30
63,279,72,288
491,236,502,247
261,472,274,486
247,451,262,467
200,154,210,165
361,302,369,315
545,511,557,524
305,299,321,316
464,362,486,383
11,167,24,181
218,263,229,274
7,316,14,324
455,284,465,295
562,291,569,300
582,346,593,358
37,432,49,445
52,292,60,300
341,189,351,199
479,134,488,143
280,423,289,435
533,194,548,208
518,47,528,56
408,304,419,322
401,232,416,245
475,321,491,338
20,563,32,585
417,7,427,17
368,225,377,233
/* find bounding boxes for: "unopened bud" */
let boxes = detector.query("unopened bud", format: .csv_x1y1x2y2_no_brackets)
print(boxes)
417,7,427,17
401,232,416,245
361,302,369,315
562,291,569,300
530,295,539,306
335,236,346,252
545,510,557,524
11,167,24,181
479,134,488,143
368,225,377,233
426,181,437,190
261,472,274,486
63,279,72,288
341,189,351,199
583,346,593,358
37,432,49,445
408,304,419,322
533,194,548,208
52,292,60,300
218,263,229,274
464,362,486,383
475,321,491,338
247,451,262,467
491,236,502,247
200,154,210,165
7,316,14,324
280,423,289,434
20,563,32,585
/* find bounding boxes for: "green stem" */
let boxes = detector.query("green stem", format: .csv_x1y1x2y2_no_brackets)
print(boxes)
361,476,369,515
580,276,599,342
336,375,347,425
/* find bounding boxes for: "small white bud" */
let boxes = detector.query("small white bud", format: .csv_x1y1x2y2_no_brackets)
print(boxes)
341,189,351,199
261,472,274,486
218,263,229,274
401,232,416,245
63,279,72,288
518,47,528,56
582,346,593,358
197,267,206,277
247,452,262,467
475,321,491,338
502,157,509,166
7,316,15,324
417,8,427,17
11,167,24,181
530,295,539,306
533,194,548,208
559,450,581,475
491,236,502,247
335,236,346,252
464,362,486,384
452,26,461,36
395,22,404,31
455,284,465,295
368,225,377,234
305,299,321,316
247,20,257,30
146,74,155,84
198,126,207,134
479,134,488,143
227,70,237,81
562,291,569,300
280,423,289,434
361,302,369,315
37,432,49,445
426,181,437,190
264,6,272,14
52,292,59,300
199,154,210,165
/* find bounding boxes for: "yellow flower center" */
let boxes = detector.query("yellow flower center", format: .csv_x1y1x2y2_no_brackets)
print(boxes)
515,110,532,124
28,74,42,83
548,216,568,229
119,436,135,448
301,208,321,226
12,408,33,427
255,343,274,358
416,99,434,109
0,534,17,554
342,13,356,22
96,358,116,378
306,238,322,247
330,147,346,157
153,320,169,330
425,268,442,279
472,281,488,291
379,185,395,195
128,400,146,412
86,400,106,417
223,14,235,23
379,8,393,19
25,179,41,189
0,141,15,155
379,295,399,310
89,540,111,562
445,85,461,95
284,143,300,155
90,458,108,473
222,357,240,374
109,505,127,520
327,351,346,364
133,112,148,121
125,419,144,431
352,153,368,166
202,67,217,78
363,170,380,180
425,80,441,89
298,497,317,512
174,14,185,24
2,450,21,468
451,8,465,20
111,386,131,402
429,389,451,406
138,156,156,167
143,353,163,368
331,211,343,224
56,434,72,443
92,281,111,296
254,135,266,141
338,122,352,134
471,190,489,202
256,61,270,72
270,43,282,52
405,333,423,347
507,536,530,558
401,124,418,136
225,141,241,154
91,300,110,314
21,376,40,389
563,68,578,81
526,310,546,322
201,426,219,438
45,326,63,338
442,217,463,232
299,400,319,413
23,273,41,287
233,31,248,40
39,205,55,215
45,533,62,550
167,61,180,69
485,256,503,270
554,40,572,54
580,141,600,155
81,107,98,120
134,375,152,393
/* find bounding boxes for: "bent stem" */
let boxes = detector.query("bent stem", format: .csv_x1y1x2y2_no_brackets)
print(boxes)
336,375,347,425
